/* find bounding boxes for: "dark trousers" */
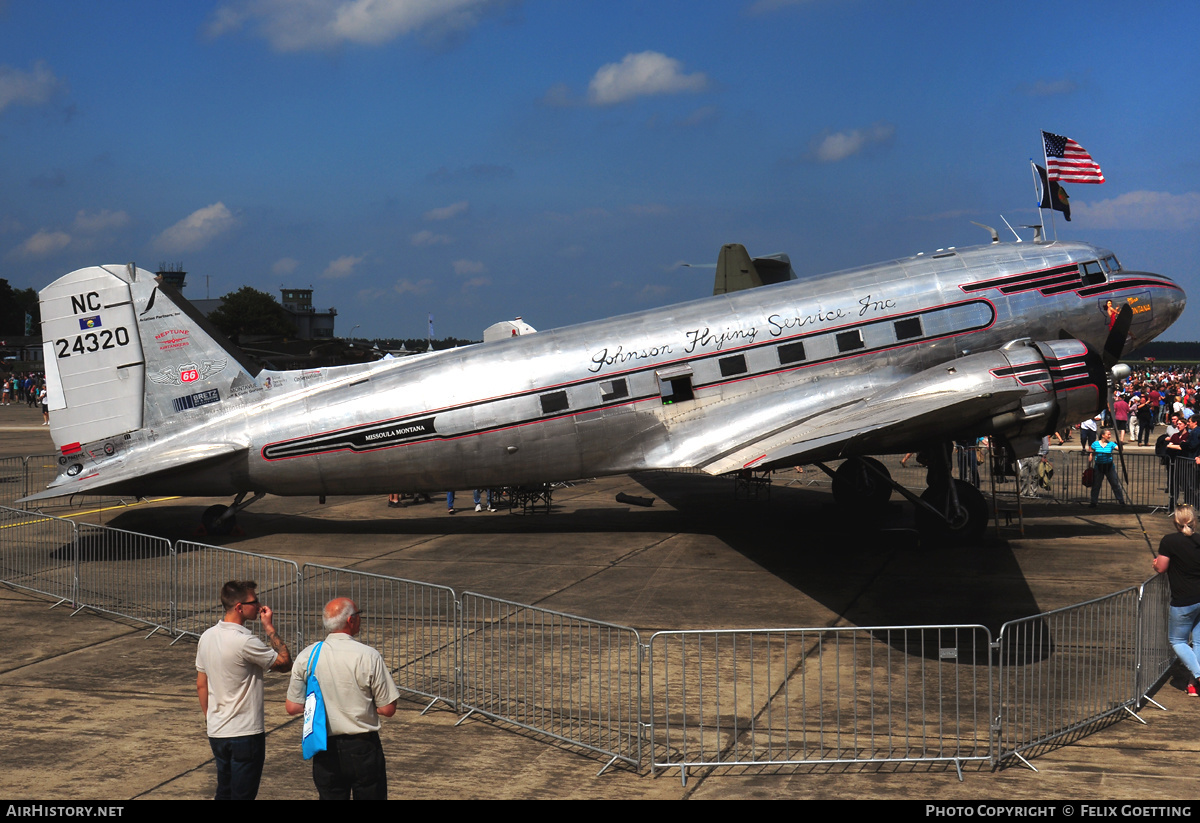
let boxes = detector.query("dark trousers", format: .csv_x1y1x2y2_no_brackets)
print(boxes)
1090,461,1125,505
209,733,266,800
312,732,387,800
1173,457,1199,509
1138,414,1155,446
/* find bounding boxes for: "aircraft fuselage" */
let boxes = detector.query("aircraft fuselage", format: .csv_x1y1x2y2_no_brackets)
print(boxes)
232,241,1183,496
31,240,1186,501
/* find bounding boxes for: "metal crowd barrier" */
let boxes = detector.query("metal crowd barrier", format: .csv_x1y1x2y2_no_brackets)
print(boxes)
875,446,1185,512
172,540,302,651
22,453,62,505
1135,572,1174,706
74,522,173,634
458,593,643,773
0,502,1188,779
994,587,1141,770
302,564,458,710
647,626,993,784
0,457,25,508
0,505,78,605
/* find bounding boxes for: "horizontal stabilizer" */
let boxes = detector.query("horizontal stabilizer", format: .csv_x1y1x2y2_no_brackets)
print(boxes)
18,442,247,502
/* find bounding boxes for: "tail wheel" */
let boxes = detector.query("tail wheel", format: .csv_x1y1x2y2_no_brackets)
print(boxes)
832,456,893,507
915,479,988,544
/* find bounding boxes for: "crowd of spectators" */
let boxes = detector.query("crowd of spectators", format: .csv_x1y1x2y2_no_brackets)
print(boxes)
0,371,48,424
1103,364,1200,447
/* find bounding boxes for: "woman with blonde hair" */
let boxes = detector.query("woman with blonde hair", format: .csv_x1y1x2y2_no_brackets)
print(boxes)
1153,504,1200,695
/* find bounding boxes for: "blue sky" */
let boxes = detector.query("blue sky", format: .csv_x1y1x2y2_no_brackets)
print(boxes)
2,0,1198,340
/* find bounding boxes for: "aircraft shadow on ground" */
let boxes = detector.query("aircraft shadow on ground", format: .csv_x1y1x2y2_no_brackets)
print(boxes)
629,471,1129,662
98,470,1134,664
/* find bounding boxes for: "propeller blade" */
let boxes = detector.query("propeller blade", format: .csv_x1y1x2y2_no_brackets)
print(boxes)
1103,303,1133,368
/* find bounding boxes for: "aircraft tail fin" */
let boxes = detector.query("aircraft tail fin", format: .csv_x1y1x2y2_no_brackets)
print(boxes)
713,244,762,295
713,245,797,295
39,264,256,452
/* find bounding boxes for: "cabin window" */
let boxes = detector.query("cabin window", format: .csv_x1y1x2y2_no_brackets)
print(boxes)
599,379,628,403
777,341,806,365
540,391,569,414
656,365,695,405
1080,260,1106,286
718,354,748,377
894,317,923,340
836,330,865,353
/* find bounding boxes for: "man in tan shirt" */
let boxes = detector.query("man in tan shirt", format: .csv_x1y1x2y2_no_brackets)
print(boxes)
286,597,400,799
196,580,292,800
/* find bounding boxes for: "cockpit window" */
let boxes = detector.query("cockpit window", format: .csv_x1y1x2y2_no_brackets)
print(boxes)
1103,255,1121,273
1080,260,1107,286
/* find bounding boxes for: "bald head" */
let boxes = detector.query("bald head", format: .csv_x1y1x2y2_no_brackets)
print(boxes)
323,597,360,634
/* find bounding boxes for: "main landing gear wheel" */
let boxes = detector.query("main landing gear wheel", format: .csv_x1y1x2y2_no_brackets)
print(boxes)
914,479,988,544
201,504,236,536
832,456,893,507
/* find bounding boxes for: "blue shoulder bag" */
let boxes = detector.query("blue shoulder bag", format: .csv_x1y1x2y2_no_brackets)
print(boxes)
301,642,327,760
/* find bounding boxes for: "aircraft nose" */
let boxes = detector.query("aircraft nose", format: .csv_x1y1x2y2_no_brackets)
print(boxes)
1157,274,1187,329
1129,270,1187,341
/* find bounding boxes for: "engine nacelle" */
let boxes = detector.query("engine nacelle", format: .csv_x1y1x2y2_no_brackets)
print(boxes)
868,338,1106,459
970,339,1106,457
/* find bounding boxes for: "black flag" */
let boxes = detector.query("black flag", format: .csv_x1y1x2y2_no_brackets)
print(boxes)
1033,162,1071,221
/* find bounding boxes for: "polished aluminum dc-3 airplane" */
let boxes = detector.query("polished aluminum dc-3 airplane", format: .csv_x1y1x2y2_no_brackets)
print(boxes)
22,229,1186,541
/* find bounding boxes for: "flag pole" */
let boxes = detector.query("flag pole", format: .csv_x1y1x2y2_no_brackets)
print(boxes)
1030,159,1043,238
1040,131,1058,243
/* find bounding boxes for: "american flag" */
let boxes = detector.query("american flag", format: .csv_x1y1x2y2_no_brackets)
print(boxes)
1042,131,1105,183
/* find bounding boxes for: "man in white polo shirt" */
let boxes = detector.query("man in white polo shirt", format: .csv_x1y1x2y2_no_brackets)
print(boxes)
196,580,293,800
285,597,400,800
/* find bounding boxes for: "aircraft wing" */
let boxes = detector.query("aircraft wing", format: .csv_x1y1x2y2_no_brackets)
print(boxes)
700,387,1027,475
19,442,247,502
692,335,1113,475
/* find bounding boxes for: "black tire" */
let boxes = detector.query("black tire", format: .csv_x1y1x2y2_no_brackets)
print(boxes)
832,456,893,507
201,504,235,536
914,479,988,544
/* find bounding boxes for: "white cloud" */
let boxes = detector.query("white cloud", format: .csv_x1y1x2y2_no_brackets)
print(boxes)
587,52,708,106
394,278,433,295
0,61,64,114
273,257,300,274
424,200,469,221
461,276,490,291
154,203,236,251
808,122,895,163
208,0,505,52
411,229,451,246
1072,190,1200,231
14,229,71,258
72,209,130,233
452,259,485,275
323,254,365,278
